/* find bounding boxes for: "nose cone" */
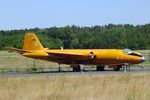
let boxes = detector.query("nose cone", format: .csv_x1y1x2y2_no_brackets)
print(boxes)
141,56,145,63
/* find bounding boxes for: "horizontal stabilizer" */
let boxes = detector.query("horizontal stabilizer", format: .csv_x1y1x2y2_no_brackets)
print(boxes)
5,47,30,54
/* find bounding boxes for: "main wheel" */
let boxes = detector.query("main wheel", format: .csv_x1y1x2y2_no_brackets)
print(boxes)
96,65,105,71
113,67,120,71
113,65,121,71
72,65,81,72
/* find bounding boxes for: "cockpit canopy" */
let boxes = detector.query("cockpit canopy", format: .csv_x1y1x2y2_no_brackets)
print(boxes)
124,49,133,54
124,49,142,57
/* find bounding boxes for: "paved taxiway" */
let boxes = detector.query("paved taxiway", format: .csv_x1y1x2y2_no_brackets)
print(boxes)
0,66,150,77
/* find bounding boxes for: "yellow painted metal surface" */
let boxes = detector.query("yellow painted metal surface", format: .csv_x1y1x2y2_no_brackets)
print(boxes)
23,33,44,50
9,33,144,66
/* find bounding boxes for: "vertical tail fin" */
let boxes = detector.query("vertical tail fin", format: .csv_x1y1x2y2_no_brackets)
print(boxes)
23,33,44,50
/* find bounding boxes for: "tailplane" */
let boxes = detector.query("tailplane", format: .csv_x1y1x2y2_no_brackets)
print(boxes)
23,33,44,50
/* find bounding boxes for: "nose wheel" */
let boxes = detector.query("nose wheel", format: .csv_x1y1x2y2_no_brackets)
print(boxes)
122,64,130,72
113,64,130,71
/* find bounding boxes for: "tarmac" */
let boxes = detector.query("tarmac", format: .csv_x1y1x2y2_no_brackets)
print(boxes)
0,66,149,77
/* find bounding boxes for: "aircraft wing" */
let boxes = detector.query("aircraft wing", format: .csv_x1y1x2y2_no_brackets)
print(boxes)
46,51,87,59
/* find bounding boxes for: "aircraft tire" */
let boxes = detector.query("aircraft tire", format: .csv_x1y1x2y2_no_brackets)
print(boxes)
113,66,121,71
73,65,81,72
96,65,105,71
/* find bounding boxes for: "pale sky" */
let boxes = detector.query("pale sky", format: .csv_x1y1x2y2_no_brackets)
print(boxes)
0,0,150,30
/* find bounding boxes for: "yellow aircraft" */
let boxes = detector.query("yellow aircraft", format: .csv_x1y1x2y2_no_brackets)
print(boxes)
7,33,145,71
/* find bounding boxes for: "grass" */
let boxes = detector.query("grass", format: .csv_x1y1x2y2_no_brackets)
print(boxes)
0,51,150,100
0,73,150,100
0,51,66,69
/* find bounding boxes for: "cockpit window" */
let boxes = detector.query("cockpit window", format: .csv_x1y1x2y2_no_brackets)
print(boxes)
124,49,133,54
124,49,142,57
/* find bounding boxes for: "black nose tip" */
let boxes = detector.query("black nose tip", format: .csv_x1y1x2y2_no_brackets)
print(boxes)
141,56,145,63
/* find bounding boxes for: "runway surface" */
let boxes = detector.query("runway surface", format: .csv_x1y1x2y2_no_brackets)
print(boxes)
0,66,150,77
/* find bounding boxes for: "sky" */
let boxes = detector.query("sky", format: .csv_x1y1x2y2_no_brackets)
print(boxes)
0,0,150,30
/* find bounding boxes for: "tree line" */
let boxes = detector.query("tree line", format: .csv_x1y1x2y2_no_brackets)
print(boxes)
0,24,150,50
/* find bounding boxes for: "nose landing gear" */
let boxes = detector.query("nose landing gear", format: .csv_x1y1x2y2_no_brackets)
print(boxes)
122,64,130,72
113,64,130,72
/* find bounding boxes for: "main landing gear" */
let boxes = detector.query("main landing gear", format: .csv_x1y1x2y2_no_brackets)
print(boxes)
70,65,81,72
113,65,122,71
96,65,105,71
113,64,130,71
57,64,81,72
